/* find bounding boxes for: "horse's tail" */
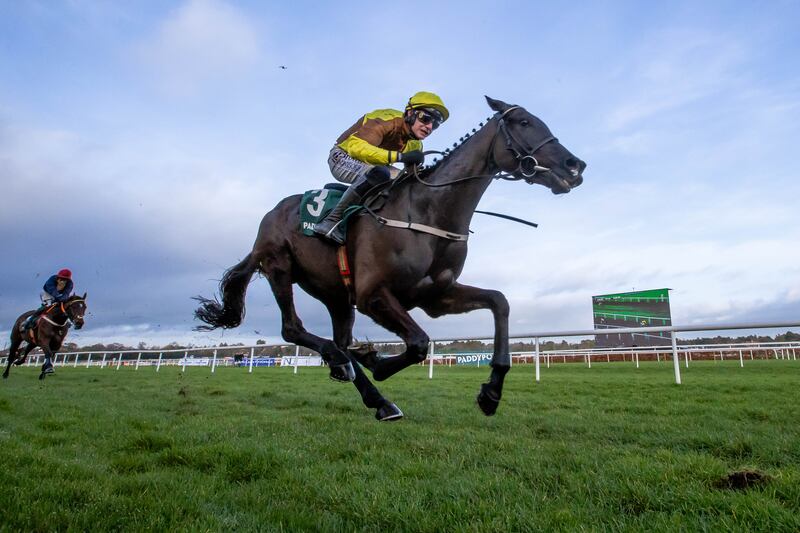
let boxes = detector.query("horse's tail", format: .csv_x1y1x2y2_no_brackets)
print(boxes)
193,253,259,331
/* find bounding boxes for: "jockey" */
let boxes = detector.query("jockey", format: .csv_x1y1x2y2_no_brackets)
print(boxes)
22,269,74,331
314,91,449,244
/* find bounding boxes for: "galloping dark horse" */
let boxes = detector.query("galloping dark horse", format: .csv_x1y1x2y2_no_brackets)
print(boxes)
195,97,585,420
3,294,87,381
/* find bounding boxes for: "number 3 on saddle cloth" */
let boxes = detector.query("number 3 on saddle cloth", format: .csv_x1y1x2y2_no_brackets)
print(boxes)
300,183,366,238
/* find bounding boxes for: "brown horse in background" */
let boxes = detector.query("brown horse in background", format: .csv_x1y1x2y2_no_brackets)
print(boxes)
195,96,585,420
3,294,87,381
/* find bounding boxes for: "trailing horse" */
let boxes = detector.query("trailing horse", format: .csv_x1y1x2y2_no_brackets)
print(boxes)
195,97,585,420
3,294,88,381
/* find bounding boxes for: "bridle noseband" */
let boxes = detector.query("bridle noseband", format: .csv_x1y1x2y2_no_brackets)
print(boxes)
493,106,556,180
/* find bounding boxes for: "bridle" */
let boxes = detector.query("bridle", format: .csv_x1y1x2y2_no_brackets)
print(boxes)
407,106,557,189
40,299,86,328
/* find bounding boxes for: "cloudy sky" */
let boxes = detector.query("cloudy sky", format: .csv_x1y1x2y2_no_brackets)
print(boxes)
1,0,799,348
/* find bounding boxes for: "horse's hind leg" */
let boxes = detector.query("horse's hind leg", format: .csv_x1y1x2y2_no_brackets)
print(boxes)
14,342,34,366
328,303,403,421
2,338,20,379
358,287,431,382
264,267,355,382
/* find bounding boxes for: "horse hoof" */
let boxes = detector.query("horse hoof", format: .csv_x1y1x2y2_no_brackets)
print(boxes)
39,373,46,381
2,373,8,380
375,401,404,421
13,359,25,366
329,361,355,383
476,383,501,416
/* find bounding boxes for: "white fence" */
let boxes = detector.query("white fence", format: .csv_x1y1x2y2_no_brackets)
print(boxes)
2,320,798,384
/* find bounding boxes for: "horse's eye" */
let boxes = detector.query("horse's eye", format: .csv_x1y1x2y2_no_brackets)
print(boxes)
520,120,529,126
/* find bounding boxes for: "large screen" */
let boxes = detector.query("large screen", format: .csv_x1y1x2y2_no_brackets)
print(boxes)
592,288,672,347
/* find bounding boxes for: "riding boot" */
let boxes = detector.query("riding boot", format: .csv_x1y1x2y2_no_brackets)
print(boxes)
21,307,44,333
313,176,371,245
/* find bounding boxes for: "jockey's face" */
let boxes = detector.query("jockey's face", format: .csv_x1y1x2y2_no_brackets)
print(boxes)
410,114,434,140
56,278,67,289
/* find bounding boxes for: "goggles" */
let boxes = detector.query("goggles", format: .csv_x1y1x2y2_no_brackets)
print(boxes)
415,109,443,129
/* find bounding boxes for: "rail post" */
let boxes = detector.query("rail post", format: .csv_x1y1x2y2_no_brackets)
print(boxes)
156,352,162,372
211,349,218,373
428,341,435,379
248,347,255,373
534,337,540,383
671,331,682,385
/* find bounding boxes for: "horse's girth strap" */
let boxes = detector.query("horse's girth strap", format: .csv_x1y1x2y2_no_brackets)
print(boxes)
374,217,469,242
337,246,355,305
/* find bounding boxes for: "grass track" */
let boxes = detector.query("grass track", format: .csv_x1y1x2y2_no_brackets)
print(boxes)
1,360,798,531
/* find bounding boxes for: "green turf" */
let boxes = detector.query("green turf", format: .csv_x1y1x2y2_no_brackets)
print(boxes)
1,360,798,532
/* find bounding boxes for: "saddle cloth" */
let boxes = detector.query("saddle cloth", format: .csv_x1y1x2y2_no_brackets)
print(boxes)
299,184,353,236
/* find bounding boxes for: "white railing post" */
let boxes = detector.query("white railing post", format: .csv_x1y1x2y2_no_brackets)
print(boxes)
135,352,141,370
116,353,122,370
635,351,639,369
534,337,540,383
101,353,107,368
587,352,592,369
684,350,689,368
73,353,79,368
86,353,92,368
293,346,299,374
182,351,188,372
248,347,255,373
739,349,744,368
156,352,163,372
671,331,682,385
428,341,435,379
211,349,218,373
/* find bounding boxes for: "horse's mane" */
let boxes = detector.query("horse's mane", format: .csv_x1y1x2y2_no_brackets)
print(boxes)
416,114,496,180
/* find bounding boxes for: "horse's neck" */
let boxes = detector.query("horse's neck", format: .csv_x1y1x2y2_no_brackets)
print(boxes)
47,303,67,320
404,122,496,232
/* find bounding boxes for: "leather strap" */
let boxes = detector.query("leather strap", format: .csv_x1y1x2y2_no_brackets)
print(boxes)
374,216,469,241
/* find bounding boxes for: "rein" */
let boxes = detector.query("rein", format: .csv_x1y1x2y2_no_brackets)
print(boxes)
39,299,85,328
361,106,553,241
408,106,556,189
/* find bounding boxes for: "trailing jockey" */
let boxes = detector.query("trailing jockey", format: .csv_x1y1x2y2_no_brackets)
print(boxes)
313,91,449,244
21,268,75,332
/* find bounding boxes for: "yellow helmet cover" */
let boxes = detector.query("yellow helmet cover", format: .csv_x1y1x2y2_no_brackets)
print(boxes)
407,91,449,122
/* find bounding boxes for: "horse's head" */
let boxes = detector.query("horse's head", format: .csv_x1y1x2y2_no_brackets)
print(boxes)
486,96,586,194
66,293,87,330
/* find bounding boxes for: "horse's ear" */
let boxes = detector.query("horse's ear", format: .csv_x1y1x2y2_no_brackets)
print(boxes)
82,292,87,300
485,96,511,113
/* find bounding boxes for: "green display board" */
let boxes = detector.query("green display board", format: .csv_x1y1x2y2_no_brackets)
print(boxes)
592,288,672,347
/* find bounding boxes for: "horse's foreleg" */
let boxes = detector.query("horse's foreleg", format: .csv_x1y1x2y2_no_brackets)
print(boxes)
359,287,430,382
39,347,55,380
420,282,510,416
265,270,355,382
328,304,401,420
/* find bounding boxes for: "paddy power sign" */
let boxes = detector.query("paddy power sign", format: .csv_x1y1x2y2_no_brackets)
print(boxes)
455,353,493,365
